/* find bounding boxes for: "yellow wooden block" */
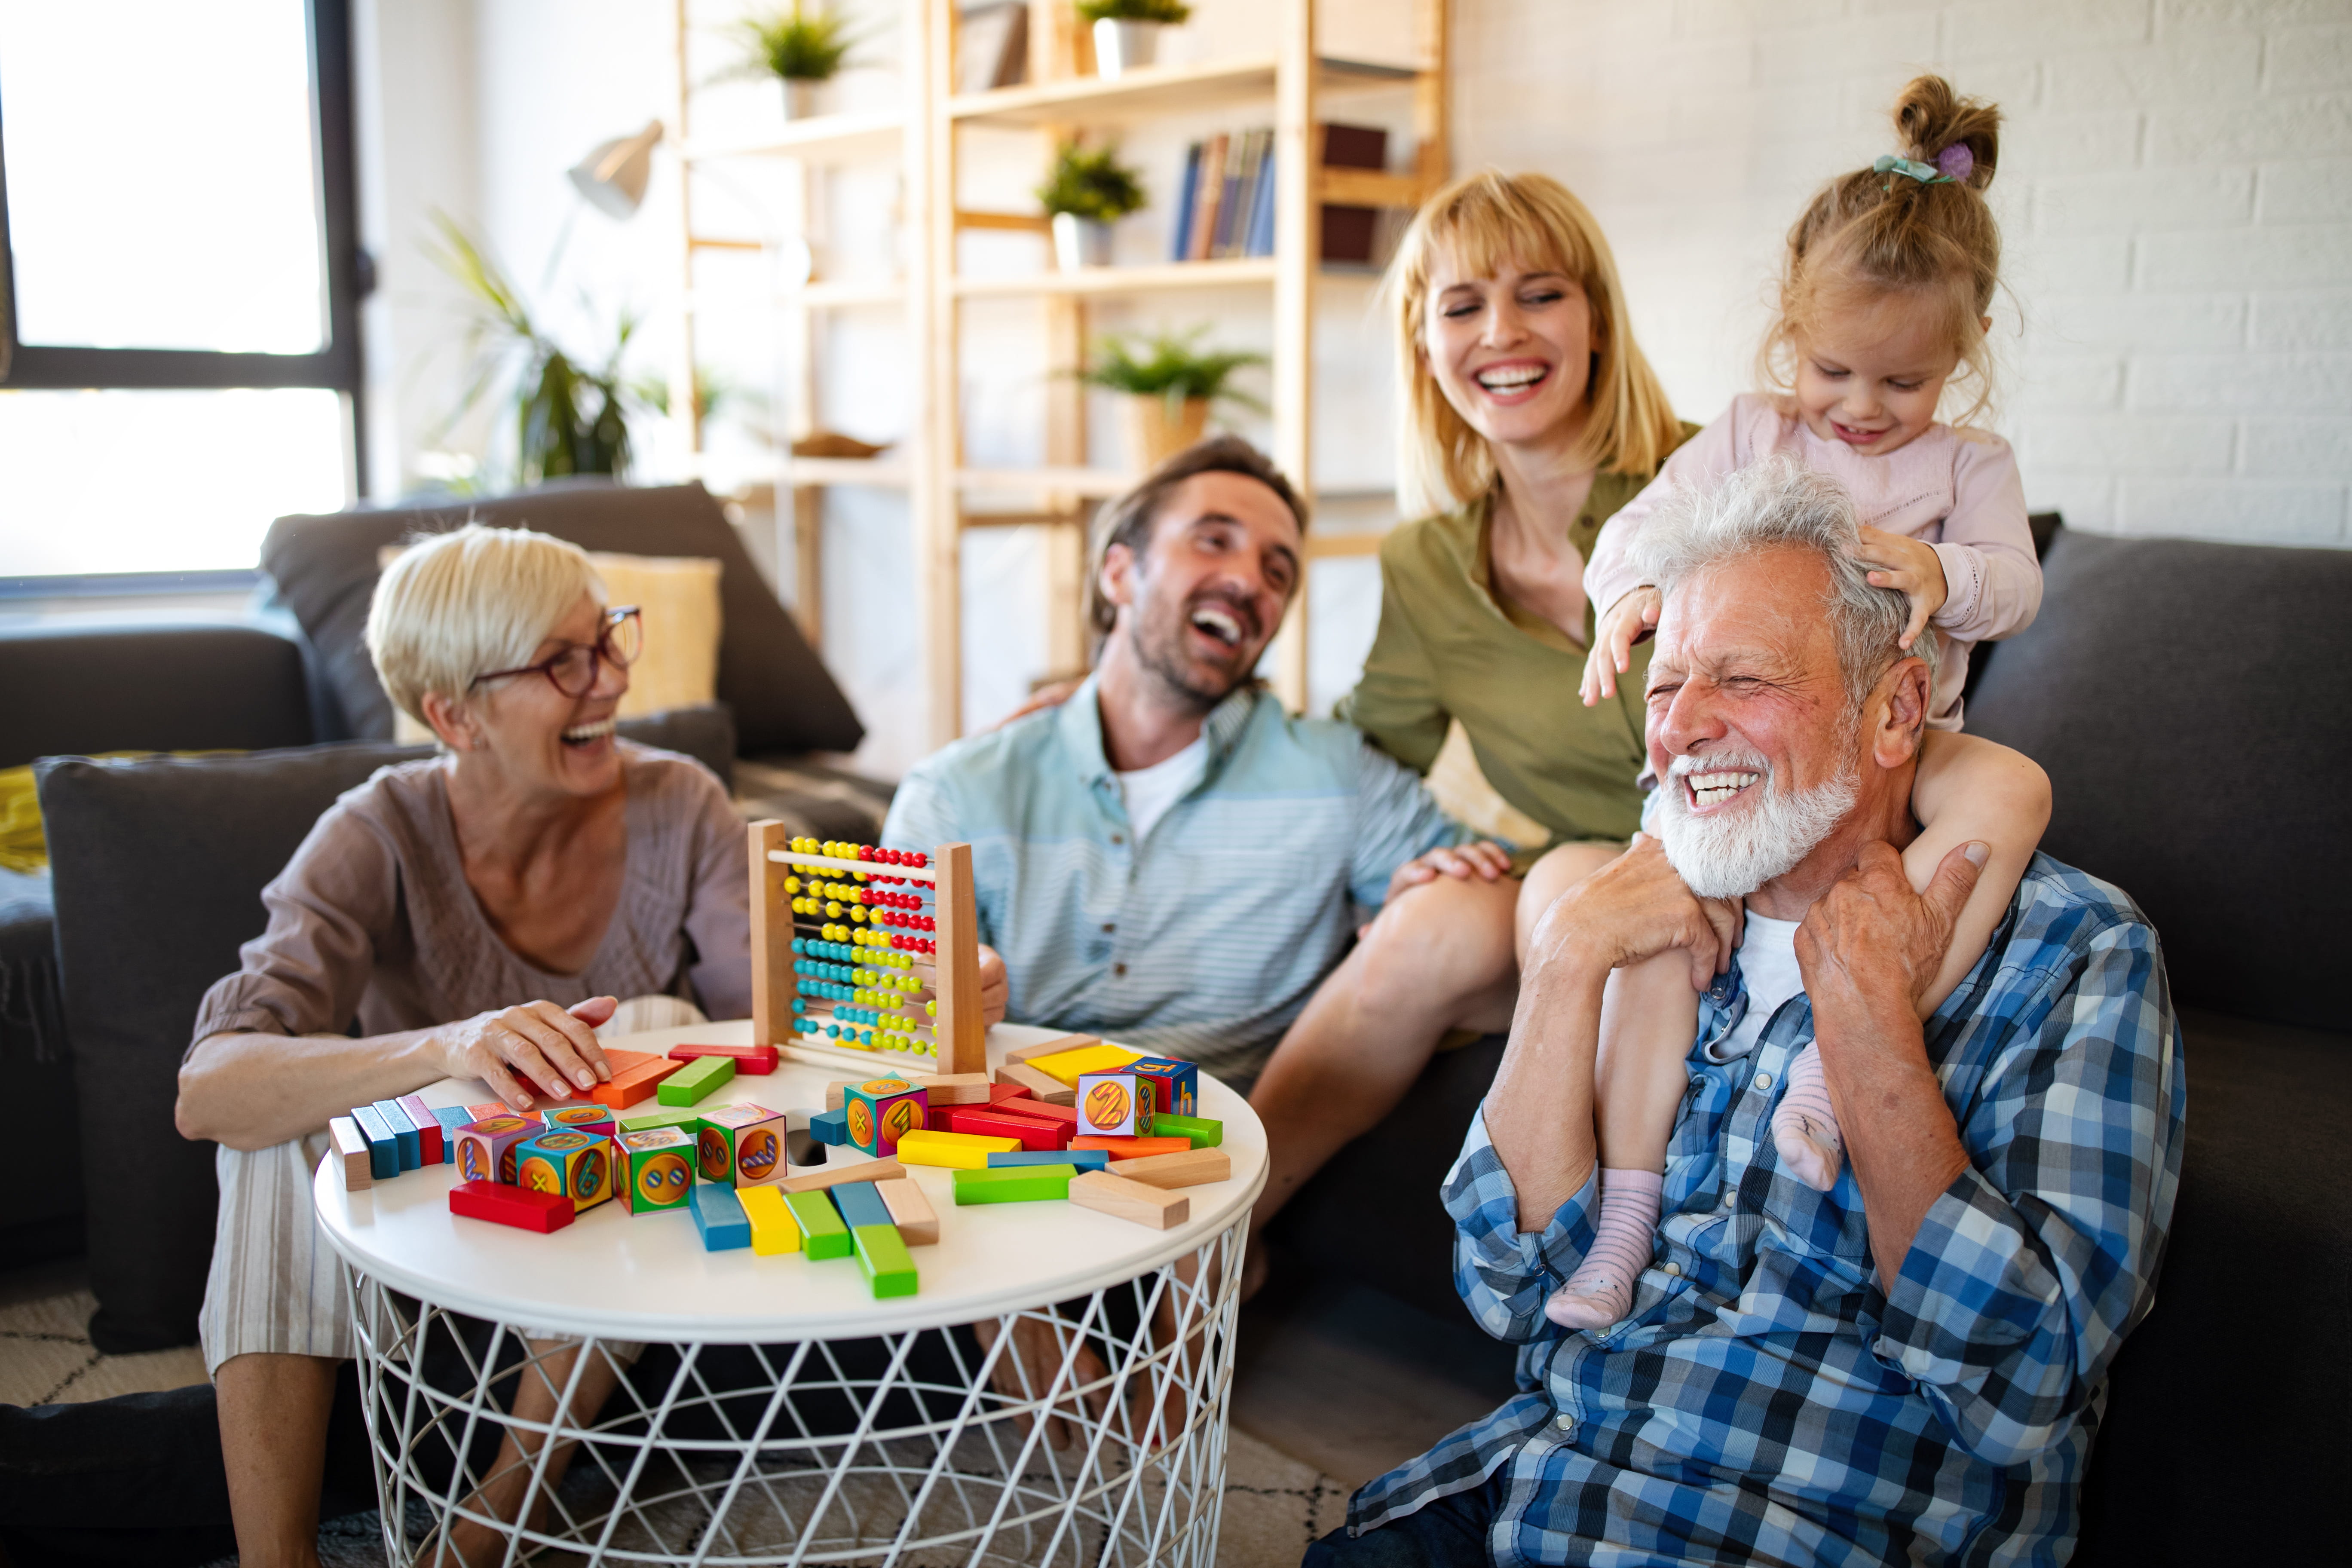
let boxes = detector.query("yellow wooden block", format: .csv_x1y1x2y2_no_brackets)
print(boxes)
738,1183,802,1255
894,1128,1021,1170
1027,1042,1143,1087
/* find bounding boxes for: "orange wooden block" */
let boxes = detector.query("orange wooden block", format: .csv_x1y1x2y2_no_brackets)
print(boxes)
590,1055,685,1109
1068,1135,1194,1161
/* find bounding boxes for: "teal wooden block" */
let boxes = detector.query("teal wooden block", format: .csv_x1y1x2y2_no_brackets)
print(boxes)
783,1189,851,1259
988,1148,1108,1173
658,1054,736,1106
691,1184,751,1251
851,1223,918,1298
952,1164,1078,1204
829,1180,892,1230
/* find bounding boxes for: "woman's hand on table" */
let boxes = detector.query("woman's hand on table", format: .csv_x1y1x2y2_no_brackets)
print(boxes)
439,997,617,1110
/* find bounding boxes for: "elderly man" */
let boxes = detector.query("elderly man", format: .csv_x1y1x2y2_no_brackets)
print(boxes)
882,435,1488,1086
1315,459,2184,1567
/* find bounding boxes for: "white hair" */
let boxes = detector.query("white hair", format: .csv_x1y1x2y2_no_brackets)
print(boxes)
366,524,606,725
1626,454,1937,710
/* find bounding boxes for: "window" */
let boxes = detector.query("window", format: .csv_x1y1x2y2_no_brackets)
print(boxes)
0,0,363,583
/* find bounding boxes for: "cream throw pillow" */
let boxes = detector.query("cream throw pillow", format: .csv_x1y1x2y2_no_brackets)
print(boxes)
383,546,725,744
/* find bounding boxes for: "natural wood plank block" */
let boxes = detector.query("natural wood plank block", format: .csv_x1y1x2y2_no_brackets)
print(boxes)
875,1176,938,1245
779,1158,906,1194
994,1060,1076,1106
328,1116,372,1190
933,843,987,1075
1068,1170,1189,1230
1101,1147,1231,1190
912,1072,992,1106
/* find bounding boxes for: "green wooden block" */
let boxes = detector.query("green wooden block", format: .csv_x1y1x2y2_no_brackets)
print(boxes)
951,1164,1077,1204
658,1054,735,1106
619,1106,706,1135
851,1223,919,1298
782,1189,851,1259
1151,1113,1223,1149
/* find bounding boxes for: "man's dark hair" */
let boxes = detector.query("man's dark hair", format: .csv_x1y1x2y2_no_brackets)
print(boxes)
1086,434,1310,638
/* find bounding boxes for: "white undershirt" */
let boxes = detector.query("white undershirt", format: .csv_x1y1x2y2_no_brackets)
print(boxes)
1115,735,1208,844
1707,913,1806,1064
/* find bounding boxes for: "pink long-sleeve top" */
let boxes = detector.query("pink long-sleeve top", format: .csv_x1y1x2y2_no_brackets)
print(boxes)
1583,392,2042,729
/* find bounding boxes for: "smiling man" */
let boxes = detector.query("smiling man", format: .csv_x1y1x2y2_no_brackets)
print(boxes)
882,435,1467,1084
1318,459,2184,1567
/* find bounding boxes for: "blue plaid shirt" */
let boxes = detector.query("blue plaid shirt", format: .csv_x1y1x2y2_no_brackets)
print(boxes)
1351,853,2184,1567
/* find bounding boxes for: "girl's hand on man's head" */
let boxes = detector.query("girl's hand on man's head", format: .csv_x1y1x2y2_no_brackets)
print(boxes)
1855,527,1950,650
1582,587,1662,705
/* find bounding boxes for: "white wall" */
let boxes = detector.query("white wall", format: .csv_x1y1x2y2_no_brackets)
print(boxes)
1458,0,2352,545
355,0,2349,778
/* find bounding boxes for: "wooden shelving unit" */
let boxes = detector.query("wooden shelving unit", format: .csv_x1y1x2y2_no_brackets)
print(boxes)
672,0,1449,744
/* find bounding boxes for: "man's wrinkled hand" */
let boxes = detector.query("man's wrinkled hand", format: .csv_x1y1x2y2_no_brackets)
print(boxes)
1529,833,1743,992
1796,839,1985,1020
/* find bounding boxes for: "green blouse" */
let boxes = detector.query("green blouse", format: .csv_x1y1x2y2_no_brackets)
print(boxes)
1337,452,1690,848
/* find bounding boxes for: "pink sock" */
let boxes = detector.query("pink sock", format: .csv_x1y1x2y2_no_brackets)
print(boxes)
1770,1042,1845,1192
1545,1168,1665,1331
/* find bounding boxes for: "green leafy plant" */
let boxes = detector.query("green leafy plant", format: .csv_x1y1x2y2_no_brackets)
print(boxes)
737,3,858,82
426,213,641,487
1075,0,1191,21
1081,327,1267,414
1036,140,1148,223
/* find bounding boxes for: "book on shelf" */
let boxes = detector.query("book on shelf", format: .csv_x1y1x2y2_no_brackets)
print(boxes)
1167,123,1395,265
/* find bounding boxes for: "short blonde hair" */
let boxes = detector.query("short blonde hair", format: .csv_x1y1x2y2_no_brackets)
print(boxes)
1385,170,1684,518
367,524,605,725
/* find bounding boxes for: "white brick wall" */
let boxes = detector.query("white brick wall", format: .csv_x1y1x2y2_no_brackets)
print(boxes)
1457,0,2352,546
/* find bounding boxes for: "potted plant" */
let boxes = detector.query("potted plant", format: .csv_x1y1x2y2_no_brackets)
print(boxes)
1037,140,1146,270
1081,327,1267,470
738,3,858,120
1076,0,1189,78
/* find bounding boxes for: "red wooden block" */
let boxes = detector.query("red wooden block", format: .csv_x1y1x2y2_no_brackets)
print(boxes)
987,1082,1033,1107
947,1106,1069,1152
395,1093,444,1164
669,1043,781,1076
1068,1135,1193,1161
1000,1097,1078,1128
449,1179,575,1233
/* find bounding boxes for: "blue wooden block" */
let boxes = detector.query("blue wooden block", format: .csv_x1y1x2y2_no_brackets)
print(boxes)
431,1107,473,1164
810,1108,849,1146
349,1105,400,1179
828,1180,891,1231
369,1099,421,1170
988,1148,1109,1173
690,1184,751,1251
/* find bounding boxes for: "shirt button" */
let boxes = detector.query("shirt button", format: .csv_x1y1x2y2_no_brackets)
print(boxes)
1754,1072,1773,1089
1721,1191,1736,1208
1663,1262,1681,1277
1102,922,1116,933
1113,962,1127,977
1110,834,1125,845
1555,1413,1576,1432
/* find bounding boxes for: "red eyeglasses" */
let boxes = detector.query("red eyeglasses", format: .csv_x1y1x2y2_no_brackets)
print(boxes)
469,606,642,697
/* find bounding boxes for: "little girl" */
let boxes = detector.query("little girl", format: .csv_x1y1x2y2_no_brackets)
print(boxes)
1550,75,2051,1329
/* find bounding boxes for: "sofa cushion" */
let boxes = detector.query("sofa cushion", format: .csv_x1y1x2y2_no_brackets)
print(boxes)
36,707,737,1352
260,480,862,757
0,621,312,772
1966,531,2352,1031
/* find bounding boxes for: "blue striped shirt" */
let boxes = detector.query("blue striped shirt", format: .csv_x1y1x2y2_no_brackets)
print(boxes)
1351,853,2185,1567
881,676,1463,1080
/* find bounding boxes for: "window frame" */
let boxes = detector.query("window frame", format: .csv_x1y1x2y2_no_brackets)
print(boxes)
0,0,368,587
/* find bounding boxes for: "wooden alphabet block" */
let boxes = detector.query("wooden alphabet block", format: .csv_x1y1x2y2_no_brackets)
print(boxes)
875,1177,938,1246
452,1114,536,1186
779,1157,907,1195
951,1164,1079,1204
1125,1057,1200,1118
1067,1170,1190,1230
328,1116,373,1190
657,1054,736,1107
541,1105,618,1138
616,1127,695,1215
738,1183,802,1254
841,1078,928,1157
690,1184,752,1251
512,1131,615,1213
1075,1073,1154,1139
894,1129,1020,1170
449,1179,574,1233
696,1102,787,1188
1096,1146,1230,1189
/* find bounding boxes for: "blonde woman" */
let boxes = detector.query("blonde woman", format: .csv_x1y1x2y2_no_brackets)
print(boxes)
175,525,751,1566
1245,172,1693,1266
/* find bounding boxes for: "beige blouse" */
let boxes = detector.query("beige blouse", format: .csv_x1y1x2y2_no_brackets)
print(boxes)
191,744,751,1047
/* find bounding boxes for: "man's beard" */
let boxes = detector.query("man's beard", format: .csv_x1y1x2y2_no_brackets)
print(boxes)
1131,585,1259,712
1651,745,1857,899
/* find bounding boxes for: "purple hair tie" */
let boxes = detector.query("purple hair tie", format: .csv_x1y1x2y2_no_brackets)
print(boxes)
1935,143,1975,183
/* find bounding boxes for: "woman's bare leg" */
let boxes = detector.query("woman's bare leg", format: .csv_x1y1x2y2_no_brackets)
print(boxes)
430,1338,623,1567
1246,872,1522,1267
215,1351,340,1568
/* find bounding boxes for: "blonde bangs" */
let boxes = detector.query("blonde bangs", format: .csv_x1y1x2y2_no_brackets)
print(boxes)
1387,170,1684,517
367,524,605,727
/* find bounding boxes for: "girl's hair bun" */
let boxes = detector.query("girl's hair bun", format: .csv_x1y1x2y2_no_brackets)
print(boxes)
1894,74,1999,191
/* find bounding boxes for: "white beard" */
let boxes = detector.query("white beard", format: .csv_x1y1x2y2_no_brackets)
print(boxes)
1651,748,1857,899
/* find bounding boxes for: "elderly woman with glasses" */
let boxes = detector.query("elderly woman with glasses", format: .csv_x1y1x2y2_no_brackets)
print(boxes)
175,524,750,1567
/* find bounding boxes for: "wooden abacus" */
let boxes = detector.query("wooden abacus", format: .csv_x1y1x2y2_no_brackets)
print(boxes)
747,824,986,1076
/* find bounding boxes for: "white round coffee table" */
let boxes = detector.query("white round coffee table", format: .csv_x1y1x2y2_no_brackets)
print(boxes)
313,1021,1266,1567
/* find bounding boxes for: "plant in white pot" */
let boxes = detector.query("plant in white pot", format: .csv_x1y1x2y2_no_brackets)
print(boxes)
737,4,858,120
1077,0,1189,78
1037,140,1146,270
1082,328,1267,471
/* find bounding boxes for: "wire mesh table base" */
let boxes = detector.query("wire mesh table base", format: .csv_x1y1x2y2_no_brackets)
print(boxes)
346,1221,1245,1567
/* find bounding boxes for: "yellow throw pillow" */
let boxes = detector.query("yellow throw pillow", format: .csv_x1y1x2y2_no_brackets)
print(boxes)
383,547,725,744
